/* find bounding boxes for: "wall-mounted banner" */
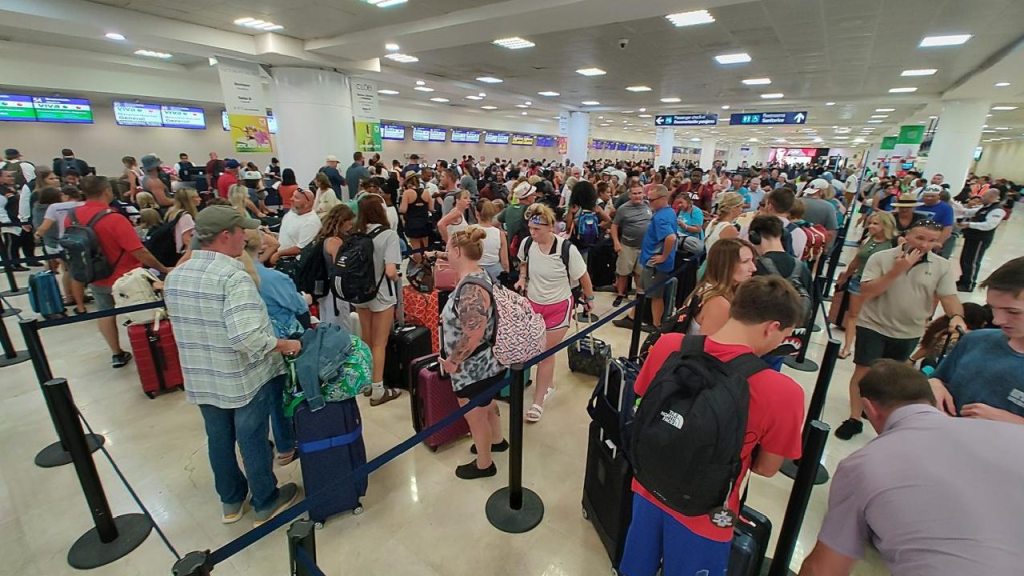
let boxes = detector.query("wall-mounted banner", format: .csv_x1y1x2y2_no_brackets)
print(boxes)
880,136,897,150
897,124,925,145
217,57,272,152
229,115,274,153
350,78,382,152
557,136,568,155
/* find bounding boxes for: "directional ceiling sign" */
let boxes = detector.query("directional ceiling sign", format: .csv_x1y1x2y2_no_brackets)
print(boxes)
729,111,808,125
655,113,719,126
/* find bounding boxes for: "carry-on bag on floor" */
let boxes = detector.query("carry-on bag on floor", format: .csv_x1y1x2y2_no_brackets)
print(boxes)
827,280,850,327
582,420,633,570
587,239,618,289
587,357,640,453
294,399,368,526
28,270,64,317
401,285,451,354
384,278,432,389
728,505,773,576
408,354,471,451
127,319,184,398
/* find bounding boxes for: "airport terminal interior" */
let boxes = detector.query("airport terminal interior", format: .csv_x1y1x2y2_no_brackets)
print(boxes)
1,1,1024,575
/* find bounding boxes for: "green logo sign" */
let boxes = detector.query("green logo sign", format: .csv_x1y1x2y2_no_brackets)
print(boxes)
897,125,925,145
881,136,898,150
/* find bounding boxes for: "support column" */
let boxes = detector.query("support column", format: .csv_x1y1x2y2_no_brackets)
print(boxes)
271,67,356,187
699,138,718,170
655,127,675,168
925,99,990,187
567,112,590,168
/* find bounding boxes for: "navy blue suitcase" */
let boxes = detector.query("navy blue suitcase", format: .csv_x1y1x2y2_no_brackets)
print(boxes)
28,271,64,317
728,505,772,576
294,399,368,526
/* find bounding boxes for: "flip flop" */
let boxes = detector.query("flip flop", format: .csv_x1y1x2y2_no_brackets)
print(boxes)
838,349,852,360
525,404,544,423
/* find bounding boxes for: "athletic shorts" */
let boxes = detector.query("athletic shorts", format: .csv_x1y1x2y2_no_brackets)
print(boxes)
620,493,731,576
616,244,643,277
529,297,573,331
641,267,671,298
854,326,919,366
89,284,115,311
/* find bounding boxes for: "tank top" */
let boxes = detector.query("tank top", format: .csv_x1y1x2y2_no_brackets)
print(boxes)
478,226,502,267
405,191,431,228
440,272,503,391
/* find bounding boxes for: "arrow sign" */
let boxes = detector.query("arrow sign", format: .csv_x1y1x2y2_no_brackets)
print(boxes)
793,112,806,123
655,116,667,125
729,111,809,125
655,114,718,126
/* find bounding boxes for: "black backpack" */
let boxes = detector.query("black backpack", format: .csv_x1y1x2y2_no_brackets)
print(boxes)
144,212,185,267
59,208,121,283
630,335,766,517
332,226,387,304
59,157,77,178
293,239,330,299
758,256,812,324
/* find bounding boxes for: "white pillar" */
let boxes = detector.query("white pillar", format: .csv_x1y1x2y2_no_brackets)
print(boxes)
925,99,990,187
656,127,675,168
725,144,744,169
699,138,718,170
271,67,356,187
568,112,590,168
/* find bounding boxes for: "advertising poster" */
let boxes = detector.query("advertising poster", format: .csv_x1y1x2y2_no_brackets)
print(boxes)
354,120,382,152
351,78,382,152
217,57,273,153
229,114,274,153
557,137,568,155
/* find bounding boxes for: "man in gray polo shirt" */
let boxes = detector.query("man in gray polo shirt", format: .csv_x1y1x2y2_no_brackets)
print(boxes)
801,178,839,248
610,185,652,307
800,360,1024,576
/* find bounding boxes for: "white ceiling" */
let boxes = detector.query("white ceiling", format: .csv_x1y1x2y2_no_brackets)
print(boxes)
2,0,1023,148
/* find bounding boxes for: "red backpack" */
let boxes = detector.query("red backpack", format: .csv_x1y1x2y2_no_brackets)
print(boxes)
787,221,828,262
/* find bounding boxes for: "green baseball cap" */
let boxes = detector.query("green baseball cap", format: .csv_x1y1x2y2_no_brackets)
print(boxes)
195,205,260,237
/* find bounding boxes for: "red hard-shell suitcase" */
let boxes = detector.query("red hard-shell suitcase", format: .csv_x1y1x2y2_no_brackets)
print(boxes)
128,320,184,398
408,354,470,451
402,285,440,353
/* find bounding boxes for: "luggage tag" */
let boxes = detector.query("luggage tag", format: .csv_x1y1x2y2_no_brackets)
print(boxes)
708,480,736,528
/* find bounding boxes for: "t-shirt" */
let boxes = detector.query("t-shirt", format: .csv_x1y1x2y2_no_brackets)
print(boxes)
345,163,371,192
632,334,804,542
676,207,704,239
518,236,586,304
640,206,678,273
278,210,322,251
933,329,1024,418
915,202,955,227
216,171,238,199
44,200,84,238
497,204,528,238
65,201,144,288
801,197,839,231
755,251,813,293
746,188,766,212
612,201,653,247
172,212,196,254
279,184,299,210
858,247,957,339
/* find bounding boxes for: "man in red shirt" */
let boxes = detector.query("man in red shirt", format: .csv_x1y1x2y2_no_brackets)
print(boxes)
675,167,716,212
67,176,170,367
621,275,806,576
216,158,240,199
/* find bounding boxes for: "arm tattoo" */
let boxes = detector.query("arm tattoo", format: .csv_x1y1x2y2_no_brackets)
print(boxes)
449,284,490,364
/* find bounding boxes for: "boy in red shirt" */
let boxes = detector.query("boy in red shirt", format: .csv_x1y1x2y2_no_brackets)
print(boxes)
621,275,806,576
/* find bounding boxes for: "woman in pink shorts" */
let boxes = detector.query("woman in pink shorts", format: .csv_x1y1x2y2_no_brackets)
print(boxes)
515,203,594,422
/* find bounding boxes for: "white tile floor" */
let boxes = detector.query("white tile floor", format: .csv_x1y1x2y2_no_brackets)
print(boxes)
0,214,1017,576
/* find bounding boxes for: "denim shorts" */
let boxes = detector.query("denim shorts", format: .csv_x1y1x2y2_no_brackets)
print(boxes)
846,276,862,294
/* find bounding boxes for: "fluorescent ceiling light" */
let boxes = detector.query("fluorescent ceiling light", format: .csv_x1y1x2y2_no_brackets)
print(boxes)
871,114,888,118
385,43,400,51
415,80,425,85
524,101,532,106
888,87,918,93
919,34,971,47
722,105,730,110
834,136,850,140
478,92,486,97
581,100,600,106
134,49,172,59
521,111,528,116
476,76,503,83
105,32,125,41
996,127,1010,130
626,85,653,92
867,120,884,123
665,9,715,27
638,114,652,118
234,17,284,31
538,91,560,97
600,123,611,127
622,110,634,114
853,137,866,143
742,78,771,85
875,108,895,112
992,106,1018,111
377,89,400,95
493,37,535,49
576,68,606,76
660,97,681,103
429,97,450,103
715,52,751,64
994,82,1011,87
413,86,434,92
825,101,836,106
515,104,529,108
385,53,419,63
761,93,784,99
901,68,937,76
481,105,498,110
812,137,824,142
364,0,407,7
465,95,482,100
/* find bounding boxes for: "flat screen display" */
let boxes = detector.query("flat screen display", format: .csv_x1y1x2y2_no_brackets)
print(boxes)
974,146,983,161
616,142,627,151
429,127,447,142
452,129,481,143
484,132,510,144
412,126,431,141
0,94,37,122
161,105,206,129
382,124,406,140
535,135,556,147
113,102,162,126
33,97,93,123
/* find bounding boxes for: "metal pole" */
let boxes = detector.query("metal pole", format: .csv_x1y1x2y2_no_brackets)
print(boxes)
628,292,647,360
508,367,525,510
288,520,317,576
783,277,823,372
0,291,20,318
0,232,27,297
780,339,840,484
0,312,29,366
486,367,544,533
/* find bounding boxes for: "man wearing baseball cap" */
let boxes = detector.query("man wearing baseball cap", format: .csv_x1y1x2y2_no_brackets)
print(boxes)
916,184,955,257
164,205,302,527
217,158,240,199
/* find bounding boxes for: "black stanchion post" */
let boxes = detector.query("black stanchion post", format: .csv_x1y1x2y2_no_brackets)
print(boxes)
628,291,647,360
781,338,841,484
0,233,28,297
486,366,544,533
0,291,21,318
288,520,317,576
0,311,29,367
766,421,830,576
783,278,823,372
21,319,105,467
822,216,851,300
43,378,152,569
172,551,213,575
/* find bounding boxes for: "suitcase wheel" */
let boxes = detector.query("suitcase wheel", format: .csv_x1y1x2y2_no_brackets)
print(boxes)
145,391,156,399
581,506,589,520
353,505,364,515
314,521,324,529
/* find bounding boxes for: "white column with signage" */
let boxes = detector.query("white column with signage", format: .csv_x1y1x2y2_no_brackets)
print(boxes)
925,99,990,186
568,111,590,167
699,138,718,170
656,127,675,168
271,67,355,187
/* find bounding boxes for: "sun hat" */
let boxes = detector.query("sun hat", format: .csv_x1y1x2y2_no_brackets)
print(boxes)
891,193,923,208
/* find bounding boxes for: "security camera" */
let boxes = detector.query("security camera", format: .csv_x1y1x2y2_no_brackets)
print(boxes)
618,38,630,49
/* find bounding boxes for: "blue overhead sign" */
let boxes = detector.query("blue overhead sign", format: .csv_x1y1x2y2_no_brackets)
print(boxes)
729,111,808,125
655,113,718,126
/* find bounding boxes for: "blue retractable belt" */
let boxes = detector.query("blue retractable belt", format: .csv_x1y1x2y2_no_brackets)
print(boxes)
296,426,363,455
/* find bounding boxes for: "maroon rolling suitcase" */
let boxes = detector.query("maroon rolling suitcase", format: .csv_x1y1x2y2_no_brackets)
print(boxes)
127,319,184,398
408,354,470,451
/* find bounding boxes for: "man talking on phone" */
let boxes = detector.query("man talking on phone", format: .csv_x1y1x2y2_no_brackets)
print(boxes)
834,219,966,440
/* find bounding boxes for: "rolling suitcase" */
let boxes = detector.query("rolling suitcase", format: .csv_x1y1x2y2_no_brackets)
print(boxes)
408,354,470,451
402,285,447,354
28,270,64,317
127,319,184,398
587,238,617,289
294,399,367,526
728,505,772,576
384,279,432,389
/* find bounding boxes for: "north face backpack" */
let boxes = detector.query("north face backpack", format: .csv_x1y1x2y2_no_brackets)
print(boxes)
460,276,546,366
59,209,120,284
573,209,601,249
759,256,812,324
143,212,184,267
332,226,387,304
293,239,331,300
629,335,766,517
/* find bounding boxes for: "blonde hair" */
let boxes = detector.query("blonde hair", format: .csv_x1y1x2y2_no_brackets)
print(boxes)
137,208,162,228
869,211,897,241
228,184,250,216
169,188,199,220
717,192,744,215
238,251,260,288
450,225,487,261
524,203,556,226
135,191,158,210
478,199,501,222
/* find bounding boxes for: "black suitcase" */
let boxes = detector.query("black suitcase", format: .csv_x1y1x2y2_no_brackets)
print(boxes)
385,281,432,389
728,505,773,576
674,253,700,309
294,399,368,526
587,238,617,289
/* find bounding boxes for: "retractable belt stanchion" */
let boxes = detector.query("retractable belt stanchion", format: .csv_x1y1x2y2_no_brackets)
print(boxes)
822,213,853,301
172,551,213,576
288,520,318,576
0,303,29,367
43,378,153,569
486,366,544,532
21,318,105,467
781,338,841,484
0,231,29,297
783,277,824,372
628,290,648,360
0,290,20,318
766,420,830,576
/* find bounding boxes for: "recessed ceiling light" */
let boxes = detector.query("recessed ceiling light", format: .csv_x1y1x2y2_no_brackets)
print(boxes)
493,37,535,50
415,80,425,86
385,43,400,51
996,127,1010,130
742,78,771,85
901,68,937,76
476,76,503,83
665,9,715,27
929,115,938,119
722,105,731,110
626,85,653,92
378,89,400,95
875,108,895,112
690,137,701,142
581,100,600,106
714,52,751,64
521,111,528,116
515,104,529,108
660,97,681,103
385,53,419,63
834,136,850,140
600,123,611,127
576,68,606,77
867,120,884,123
812,137,824,142
524,101,532,106
622,110,634,114
413,86,434,92
919,34,971,47
234,17,284,31
638,114,652,118
889,87,918,93
134,49,172,59
761,93,784,99
538,91,560,97
429,97,450,103
995,82,1011,87
871,114,888,118
478,93,486,98
992,106,1019,111
481,105,498,110
774,138,787,143
105,32,126,41
364,0,408,7
208,56,218,66
465,95,482,100
639,108,647,112
825,101,836,106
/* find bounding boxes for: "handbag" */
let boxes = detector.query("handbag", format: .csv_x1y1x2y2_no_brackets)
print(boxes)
567,317,612,376
433,257,458,291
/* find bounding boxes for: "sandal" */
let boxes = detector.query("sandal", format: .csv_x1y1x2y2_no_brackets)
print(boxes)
838,349,852,360
370,388,402,407
525,404,544,423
